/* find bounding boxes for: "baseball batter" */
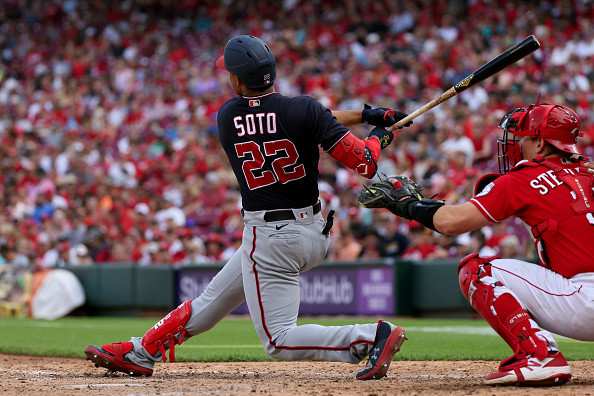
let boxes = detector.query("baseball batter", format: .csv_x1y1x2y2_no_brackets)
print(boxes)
85,35,412,380
359,99,594,386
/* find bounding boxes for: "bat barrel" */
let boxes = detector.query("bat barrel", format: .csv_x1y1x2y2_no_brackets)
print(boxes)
454,35,540,93
387,35,540,132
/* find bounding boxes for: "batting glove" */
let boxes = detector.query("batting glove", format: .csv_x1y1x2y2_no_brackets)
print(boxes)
367,126,394,149
362,104,413,129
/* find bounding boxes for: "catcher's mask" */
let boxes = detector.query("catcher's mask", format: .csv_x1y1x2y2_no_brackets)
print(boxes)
497,100,582,174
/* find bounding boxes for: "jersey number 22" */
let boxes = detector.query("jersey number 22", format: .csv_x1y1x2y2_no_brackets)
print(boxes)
235,139,306,190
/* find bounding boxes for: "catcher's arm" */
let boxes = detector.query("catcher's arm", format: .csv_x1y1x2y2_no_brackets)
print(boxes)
358,177,491,234
432,202,491,235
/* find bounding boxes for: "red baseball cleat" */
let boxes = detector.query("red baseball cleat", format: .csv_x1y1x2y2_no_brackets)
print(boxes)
485,351,571,386
85,342,154,376
356,321,407,380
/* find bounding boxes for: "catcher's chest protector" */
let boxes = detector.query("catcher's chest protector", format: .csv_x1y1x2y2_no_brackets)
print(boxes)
516,158,594,268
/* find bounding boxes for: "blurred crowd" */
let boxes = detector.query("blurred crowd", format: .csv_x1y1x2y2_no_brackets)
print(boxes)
0,0,592,268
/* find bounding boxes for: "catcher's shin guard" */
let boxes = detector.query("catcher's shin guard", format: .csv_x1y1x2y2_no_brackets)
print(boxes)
458,254,548,359
142,300,193,362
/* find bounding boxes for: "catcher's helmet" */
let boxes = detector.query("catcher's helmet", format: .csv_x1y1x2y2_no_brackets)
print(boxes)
497,101,582,174
215,35,276,90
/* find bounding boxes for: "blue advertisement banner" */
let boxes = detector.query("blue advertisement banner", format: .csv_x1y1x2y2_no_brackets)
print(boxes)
356,267,394,315
299,269,358,314
176,265,394,316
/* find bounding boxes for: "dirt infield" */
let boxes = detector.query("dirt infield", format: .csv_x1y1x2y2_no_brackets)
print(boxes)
0,354,592,395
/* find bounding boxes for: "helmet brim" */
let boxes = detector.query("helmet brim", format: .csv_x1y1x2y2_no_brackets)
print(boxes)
546,139,583,155
215,56,227,71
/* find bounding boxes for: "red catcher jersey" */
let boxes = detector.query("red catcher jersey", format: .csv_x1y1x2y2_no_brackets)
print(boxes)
471,158,594,278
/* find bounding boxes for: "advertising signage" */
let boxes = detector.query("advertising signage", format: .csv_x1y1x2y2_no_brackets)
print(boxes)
176,266,394,316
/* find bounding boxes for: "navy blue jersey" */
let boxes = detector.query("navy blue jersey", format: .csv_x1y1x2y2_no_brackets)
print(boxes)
217,92,348,211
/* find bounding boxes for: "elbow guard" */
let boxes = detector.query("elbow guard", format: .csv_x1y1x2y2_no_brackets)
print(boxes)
328,133,381,178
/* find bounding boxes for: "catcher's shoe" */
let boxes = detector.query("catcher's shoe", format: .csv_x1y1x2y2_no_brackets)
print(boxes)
85,342,154,376
485,351,571,386
356,321,406,380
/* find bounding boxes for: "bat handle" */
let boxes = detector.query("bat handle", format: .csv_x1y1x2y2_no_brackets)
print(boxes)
387,87,458,132
388,113,416,132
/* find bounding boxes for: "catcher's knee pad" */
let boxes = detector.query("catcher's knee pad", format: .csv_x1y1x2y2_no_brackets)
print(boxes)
142,300,192,362
457,253,496,299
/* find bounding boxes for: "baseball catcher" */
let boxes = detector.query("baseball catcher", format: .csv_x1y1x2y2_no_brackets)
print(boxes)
358,99,594,387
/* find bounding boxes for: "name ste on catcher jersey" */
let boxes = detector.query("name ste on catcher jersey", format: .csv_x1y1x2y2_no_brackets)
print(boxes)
471,157,594,278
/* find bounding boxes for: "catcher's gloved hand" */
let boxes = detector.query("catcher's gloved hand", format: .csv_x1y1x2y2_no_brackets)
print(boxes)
358,176,423,217
367,126,394,149
362,104,413,129
358,176,445,232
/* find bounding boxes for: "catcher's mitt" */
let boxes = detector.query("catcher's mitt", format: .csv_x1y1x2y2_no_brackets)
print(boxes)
357,176,423,215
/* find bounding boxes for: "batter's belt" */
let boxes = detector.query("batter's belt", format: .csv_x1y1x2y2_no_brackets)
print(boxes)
262,201,321,222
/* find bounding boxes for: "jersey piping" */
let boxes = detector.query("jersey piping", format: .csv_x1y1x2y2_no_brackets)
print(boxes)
326,131,350,152
241,92,277,99
492,264,583,297
470,198,500,223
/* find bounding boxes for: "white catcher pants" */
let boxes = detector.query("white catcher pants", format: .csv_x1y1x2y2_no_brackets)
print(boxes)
488,258,594,343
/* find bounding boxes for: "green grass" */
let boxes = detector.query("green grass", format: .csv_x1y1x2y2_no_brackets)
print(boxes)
0,316,592,361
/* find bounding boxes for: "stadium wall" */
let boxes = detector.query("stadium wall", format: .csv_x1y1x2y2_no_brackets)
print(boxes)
65,260,474,318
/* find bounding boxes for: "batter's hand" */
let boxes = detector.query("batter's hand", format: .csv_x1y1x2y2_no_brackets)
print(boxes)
362,104,413,129
585,161,594,175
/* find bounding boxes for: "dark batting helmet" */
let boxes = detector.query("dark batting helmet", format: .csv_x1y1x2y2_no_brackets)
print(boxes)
215,35,276,90
497,99,582,174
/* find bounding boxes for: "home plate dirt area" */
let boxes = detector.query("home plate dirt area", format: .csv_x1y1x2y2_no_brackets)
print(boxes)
0,354,593,395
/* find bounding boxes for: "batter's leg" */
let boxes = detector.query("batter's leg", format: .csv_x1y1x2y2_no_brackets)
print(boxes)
86,245,246,374
242,224,378,364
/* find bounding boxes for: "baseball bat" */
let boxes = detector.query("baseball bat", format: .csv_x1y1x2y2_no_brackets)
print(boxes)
388,35,540,131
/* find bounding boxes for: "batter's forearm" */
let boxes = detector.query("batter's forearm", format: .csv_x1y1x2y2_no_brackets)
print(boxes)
332,110,363,127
